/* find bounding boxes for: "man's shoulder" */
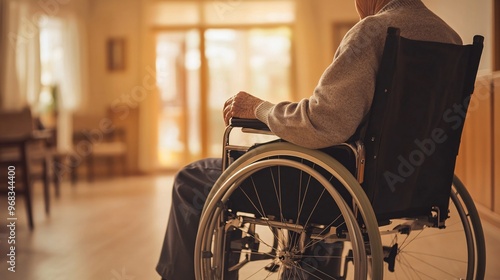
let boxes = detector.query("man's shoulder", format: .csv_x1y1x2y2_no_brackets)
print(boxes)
340,17,388,57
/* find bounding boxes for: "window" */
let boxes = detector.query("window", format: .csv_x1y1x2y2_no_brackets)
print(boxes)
156,30,201,166
205,27,292,155
39,15,85,151
152,0,295,169
39,17,64,127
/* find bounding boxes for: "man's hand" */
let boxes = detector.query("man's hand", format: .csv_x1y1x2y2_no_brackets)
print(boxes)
223,91,264,125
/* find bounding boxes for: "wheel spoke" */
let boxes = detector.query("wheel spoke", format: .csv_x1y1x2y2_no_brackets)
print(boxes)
403,250,467,264
269,166,285,225
299,261,340,280
302,220,345,252
197,153,375,280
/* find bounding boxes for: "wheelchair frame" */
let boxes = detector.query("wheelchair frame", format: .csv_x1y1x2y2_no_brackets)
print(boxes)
195,124,485,280
195,27,486,280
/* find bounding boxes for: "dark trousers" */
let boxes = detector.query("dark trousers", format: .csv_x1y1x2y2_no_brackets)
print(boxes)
156,158,222,280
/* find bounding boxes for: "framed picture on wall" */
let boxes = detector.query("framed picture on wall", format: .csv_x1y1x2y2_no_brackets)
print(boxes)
107,37,126,71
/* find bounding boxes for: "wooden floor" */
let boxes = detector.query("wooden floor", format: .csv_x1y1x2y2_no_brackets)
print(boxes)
0,175,173,280
0,175,500,280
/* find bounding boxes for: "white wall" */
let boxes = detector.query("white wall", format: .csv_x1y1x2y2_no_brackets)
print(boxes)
423,0,493,71
86,0,142,117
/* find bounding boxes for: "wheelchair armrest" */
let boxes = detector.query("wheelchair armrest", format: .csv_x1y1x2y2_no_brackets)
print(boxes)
230,118,270,131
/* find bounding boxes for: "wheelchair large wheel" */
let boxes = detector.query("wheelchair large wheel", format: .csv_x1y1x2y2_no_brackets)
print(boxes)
195,142,383,280
374,175,486,279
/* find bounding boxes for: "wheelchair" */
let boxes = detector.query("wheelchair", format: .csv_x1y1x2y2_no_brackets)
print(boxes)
195,28,486,279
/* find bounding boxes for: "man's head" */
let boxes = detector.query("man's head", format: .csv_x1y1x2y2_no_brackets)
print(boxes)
355,0,391,19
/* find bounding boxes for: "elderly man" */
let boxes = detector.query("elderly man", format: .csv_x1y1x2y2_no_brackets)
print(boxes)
156,0,461,279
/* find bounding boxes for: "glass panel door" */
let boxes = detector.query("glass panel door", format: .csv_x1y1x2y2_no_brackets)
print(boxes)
155,30,201,168
205,27,292,156
155,26,292,169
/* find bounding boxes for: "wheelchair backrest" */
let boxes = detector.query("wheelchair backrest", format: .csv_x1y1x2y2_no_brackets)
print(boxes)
361,27,484,222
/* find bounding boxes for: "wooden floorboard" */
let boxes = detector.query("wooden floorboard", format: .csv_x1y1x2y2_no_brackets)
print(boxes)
0,175,173,280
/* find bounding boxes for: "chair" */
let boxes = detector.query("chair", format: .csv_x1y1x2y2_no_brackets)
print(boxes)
0,107,53,230
194,27,485,280
72,113,127,182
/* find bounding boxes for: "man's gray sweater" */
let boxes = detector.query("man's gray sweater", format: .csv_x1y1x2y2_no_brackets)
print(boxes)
255,0,462,149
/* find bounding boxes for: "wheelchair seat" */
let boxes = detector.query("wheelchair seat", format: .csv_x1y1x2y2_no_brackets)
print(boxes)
195,27,485,280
